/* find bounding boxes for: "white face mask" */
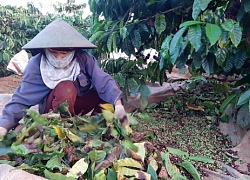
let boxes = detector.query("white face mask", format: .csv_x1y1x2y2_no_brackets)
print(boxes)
45,49,75,69
40,49,80,89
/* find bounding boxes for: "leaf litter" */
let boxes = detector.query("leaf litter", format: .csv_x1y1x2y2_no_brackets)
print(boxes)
0,82,250,179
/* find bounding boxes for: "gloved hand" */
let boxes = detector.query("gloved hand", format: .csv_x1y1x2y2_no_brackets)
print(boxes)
114,104,129,126
0,127,7,137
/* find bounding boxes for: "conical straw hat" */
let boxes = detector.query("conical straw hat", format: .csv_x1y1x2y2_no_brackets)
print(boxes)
22,18,97,49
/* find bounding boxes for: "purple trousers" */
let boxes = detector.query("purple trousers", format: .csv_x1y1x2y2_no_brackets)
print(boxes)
43,81,106,116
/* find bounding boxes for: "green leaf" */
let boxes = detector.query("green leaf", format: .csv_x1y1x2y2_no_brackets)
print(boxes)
126,114,139,125
221,19,235,32
102,109,115,122
237,89,250,106
180,21,205,28
189,156,214,163
244,0,250,12
11,144,29,155
122,139,138,152
220,29,229,43
112,32,118,51
178,160,201,180
89,31,105,42
192,0,201,20
170,27,188,56
233,47,246,69
160,35,172,69
137,113,154,121
140,85,151,98
188,25,202,51
161,152,186,179
26,110,48,127
90,139,105,148
147,0,157,6
229,24,242,47
107,32,117,52
161,35,172,50
192,52,202,69
167,147,189,158
147,164,157,180
223,56,234,72
140,96,149,111
44,169,75,180
94,169,106,180
202,53,214,74
131,29,141,48
57,101,71,117
121,37,134,56
170,26,187,65
107,168,117,180
46,155,63,171
155,14,166,35
2,52,9,62
220,94,237,113
237,104,250,128
216,48,227,66
131,85,140,94
205,23,221,45
120,27,128,40
200,0,212,10
88,150,106,164
220,113,229,123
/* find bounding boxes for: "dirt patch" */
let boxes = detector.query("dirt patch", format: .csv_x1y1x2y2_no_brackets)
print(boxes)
0,75,22,94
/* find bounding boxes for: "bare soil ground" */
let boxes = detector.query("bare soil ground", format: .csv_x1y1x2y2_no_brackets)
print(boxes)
0,75,22,94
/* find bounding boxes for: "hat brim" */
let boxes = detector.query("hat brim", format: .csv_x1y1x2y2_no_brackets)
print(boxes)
22,18,97,50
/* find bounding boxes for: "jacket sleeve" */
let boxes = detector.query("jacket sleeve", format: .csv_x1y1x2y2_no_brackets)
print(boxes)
78,51,123,105
0,54,51,131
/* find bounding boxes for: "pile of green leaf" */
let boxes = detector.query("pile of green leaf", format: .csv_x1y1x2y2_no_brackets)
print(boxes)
0,103,211,180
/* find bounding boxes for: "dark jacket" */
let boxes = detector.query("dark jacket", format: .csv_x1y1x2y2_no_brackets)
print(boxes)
0,50,122,130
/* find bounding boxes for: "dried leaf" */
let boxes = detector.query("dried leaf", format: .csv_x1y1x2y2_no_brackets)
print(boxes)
94,143,123,171
131,132,147,142
144,141,155,154
0,154,10,160
135,171,151,180
158,166,169,179
134,142,146,161
126,148,143,162
113,158,143,171
100,103,114,113
117,171,126,180
67,158,88,178
186,102,204,111
53,126,66,139
116,166,138,176
78,124,99,133
148,155,158,171
125,125,132,135
66,130,82,143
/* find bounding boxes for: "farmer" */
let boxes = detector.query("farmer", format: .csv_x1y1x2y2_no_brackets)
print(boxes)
0,18,128,136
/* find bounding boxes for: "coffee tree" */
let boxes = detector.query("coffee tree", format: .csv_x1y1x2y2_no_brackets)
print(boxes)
88,0,250,127
0,3,50,76
0,2,91,76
